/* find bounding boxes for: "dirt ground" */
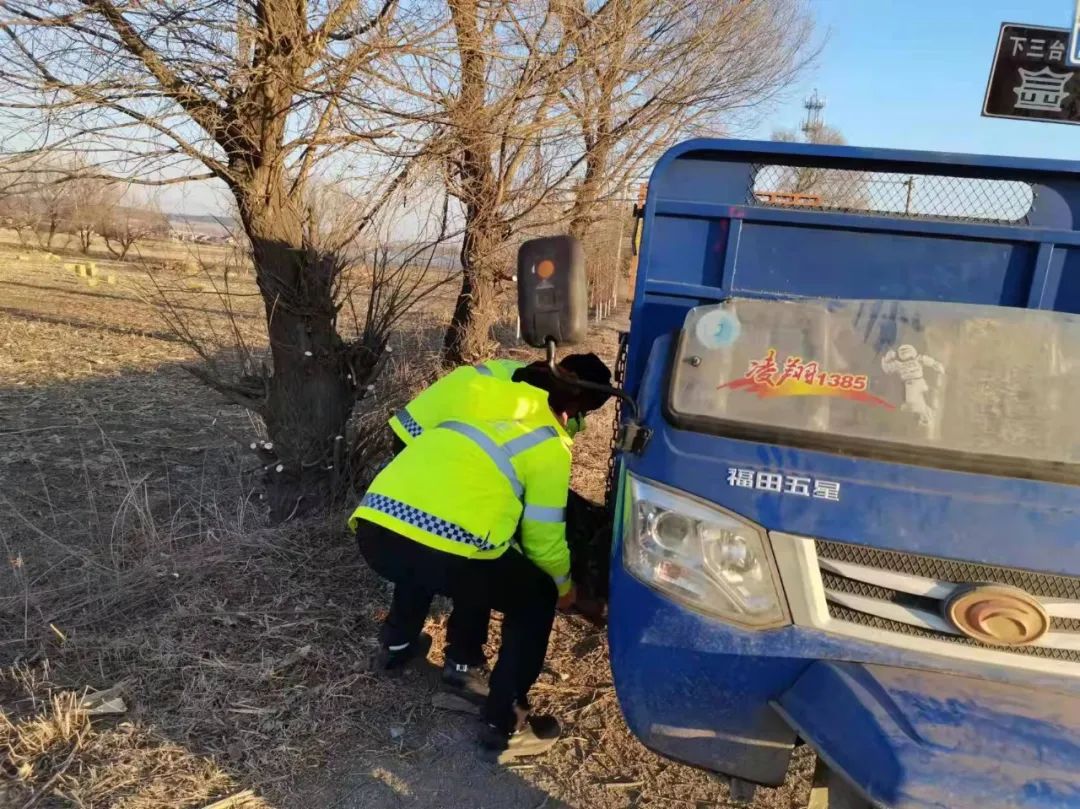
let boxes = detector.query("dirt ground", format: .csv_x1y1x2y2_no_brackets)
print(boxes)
0,242,815,808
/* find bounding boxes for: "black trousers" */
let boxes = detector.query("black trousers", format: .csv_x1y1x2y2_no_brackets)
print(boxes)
387,570,491,667
356,520,557,733
358,490,596,666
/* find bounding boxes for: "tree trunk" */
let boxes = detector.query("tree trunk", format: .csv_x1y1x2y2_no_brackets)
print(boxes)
103,234,133,260
568,137,614,239
443,0,503,365
443,205,501,363
242,197,354,522
444,258,497,364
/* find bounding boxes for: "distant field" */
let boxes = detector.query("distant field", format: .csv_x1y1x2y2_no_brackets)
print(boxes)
0,226,238,269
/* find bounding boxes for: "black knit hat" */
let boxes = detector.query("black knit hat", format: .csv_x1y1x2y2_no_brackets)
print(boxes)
513,353,613,414
557,353,612,412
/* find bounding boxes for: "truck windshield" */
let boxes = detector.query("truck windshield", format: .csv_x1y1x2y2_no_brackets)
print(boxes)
669,298,1080,484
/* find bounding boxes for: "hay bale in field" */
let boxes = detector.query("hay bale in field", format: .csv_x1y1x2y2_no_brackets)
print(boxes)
75,265,87,277
64,262,79,272
16,254,29,261
85,262,97,278
106,274,118,285
87,277,100,287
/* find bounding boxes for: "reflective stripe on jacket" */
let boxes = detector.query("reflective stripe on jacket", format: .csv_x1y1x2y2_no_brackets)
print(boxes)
353,379,572,595
388,359,527,445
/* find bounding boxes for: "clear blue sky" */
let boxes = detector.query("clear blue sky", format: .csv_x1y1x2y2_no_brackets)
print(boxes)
750,0,1078,160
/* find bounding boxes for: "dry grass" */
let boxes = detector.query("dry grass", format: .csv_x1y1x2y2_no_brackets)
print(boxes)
0,239,452,806
0,285,450,808
1,241,816,808
0,396,444,808
0,663,271,809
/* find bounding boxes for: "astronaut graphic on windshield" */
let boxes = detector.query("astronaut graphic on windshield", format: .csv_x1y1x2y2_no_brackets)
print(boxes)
881,344,945,427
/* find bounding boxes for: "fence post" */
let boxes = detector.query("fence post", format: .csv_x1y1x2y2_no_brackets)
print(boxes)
614,180,628,311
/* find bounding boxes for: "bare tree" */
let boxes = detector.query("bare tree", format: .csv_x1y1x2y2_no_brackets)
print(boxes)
149,186,457,507
0,163,38,245
67,175,121,253
100,200,168,260
394,0,813,360
379,0,641,361
2,161,77,249
0,1,441,519
560,0,815,239
423,0,584,362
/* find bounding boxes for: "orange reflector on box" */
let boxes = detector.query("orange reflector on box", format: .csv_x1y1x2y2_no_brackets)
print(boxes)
537,259,555,279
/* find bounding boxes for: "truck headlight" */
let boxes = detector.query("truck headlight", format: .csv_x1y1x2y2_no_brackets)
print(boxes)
623,475,789,628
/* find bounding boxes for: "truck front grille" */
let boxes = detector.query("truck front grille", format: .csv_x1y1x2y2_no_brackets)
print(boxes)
815,540,1080,663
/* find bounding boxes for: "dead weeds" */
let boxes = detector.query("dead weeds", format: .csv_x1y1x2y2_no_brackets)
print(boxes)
0,663,270,809
0,431,446,808
0,242,459,806
1,242,815,808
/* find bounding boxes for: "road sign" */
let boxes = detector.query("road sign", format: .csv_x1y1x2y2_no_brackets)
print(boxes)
1070,2,1080,67
983,23,1080,125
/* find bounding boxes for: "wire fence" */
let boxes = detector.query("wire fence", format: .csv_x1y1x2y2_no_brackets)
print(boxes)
750,164,1035,225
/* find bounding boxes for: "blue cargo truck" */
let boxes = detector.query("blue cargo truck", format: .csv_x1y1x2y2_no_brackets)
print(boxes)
518,139,1080,808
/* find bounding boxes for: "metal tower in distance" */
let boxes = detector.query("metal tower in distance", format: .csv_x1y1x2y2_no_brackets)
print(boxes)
801,89,827,142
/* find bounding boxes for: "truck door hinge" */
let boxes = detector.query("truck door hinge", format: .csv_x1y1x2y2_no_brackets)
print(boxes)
617,423,651,454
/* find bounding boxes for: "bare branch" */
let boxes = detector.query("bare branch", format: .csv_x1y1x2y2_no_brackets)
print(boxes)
78,0,229,142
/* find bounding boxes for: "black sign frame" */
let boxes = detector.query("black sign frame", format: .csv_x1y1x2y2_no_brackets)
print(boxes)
982,22,1080,126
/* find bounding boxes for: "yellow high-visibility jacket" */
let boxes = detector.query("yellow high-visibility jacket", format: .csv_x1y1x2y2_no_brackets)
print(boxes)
352,377,573,595
388,359,526,445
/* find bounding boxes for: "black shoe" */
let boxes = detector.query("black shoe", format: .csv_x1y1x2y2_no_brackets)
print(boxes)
440,659,490,705
372,632,432,673
480,715,561,762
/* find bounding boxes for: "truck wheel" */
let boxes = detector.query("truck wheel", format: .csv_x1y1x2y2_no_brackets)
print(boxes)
808,759,875,809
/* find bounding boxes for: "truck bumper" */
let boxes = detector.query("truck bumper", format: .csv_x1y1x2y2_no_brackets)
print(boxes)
608,563,805,785
609,564,1080,803
775,661,1080,809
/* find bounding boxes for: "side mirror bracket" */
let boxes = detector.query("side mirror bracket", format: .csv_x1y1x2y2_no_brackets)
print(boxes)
517,235,648,454
545,338,649,454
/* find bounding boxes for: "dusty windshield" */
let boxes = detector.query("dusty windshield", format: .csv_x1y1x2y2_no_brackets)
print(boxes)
670,298,1080,477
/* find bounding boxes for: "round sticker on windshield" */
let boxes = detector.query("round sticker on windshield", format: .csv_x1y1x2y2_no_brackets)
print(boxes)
696,309,741,349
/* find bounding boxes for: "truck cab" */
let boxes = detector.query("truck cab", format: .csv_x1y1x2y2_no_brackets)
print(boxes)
602,140,1080,808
